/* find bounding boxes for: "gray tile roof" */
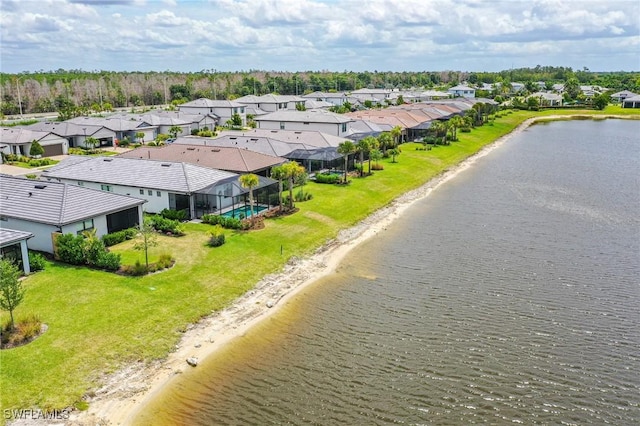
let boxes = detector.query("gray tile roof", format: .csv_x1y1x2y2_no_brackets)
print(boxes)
67,116,155,132
0,228,34,247
0,174,146,226
42,156,238,193
179,98,244,108
235,94,306,104
1,127,50,144
220,129,347,148
254,110,353,124
24,121,106,137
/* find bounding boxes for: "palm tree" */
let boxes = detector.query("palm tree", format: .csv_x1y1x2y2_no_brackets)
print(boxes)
356,136,376,177
430,121,447,145
239,173,260,222
135,131,145,145
389,147,400,163
85,137,100,150
365,137,379,174
168,125,182,139
448,116,464,142
377,132,392,155
337,140,356,184
390,125,403,148
270,165,285,211
369,149,382,170
281,161,305,210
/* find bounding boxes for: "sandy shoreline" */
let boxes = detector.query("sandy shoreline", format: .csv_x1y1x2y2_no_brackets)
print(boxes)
15,115,624,425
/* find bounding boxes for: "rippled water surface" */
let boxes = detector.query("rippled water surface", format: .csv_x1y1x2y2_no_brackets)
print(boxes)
137,119,640,425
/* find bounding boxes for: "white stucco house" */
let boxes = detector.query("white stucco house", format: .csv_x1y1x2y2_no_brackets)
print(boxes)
235,94,306,115
253,110,355,137
0,174,146,254
25,121,116,149
0,228,34,274
447,85,476,98
178,98,246,126
0,127,69,157
40,156,274,219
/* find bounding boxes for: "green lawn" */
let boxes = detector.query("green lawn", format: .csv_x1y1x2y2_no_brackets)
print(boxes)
1,107,638,416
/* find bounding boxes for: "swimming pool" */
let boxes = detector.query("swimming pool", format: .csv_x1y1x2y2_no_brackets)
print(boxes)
221,205,267,218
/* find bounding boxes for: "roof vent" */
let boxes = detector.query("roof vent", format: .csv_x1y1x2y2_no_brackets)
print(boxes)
161,163,171,167
34,184,47,189
187,147,196,151
211,149,220,152
103,158,113,162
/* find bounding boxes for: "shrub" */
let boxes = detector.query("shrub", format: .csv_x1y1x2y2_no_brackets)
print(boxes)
371,163,384,171
28,251,47,272
460,127,471,133
27,159,52,167
1,314,42,347
122,260,148,276
207,226,226,247
156,253,174,269
29,141,44,156
55,233,121,270
294,191,313,202
160,208,188,221
148,215,184,235
56,234,86,265
101,227,138,247
93,251,121,271
201,214,243,230
25,174,37,180
315,173,340,184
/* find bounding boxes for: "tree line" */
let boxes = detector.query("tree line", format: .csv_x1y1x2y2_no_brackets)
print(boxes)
1,67,639,117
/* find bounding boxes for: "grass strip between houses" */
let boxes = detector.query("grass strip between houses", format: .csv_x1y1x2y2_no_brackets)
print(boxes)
1,107,638,416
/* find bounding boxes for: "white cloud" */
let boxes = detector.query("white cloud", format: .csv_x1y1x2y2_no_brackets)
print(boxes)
1,0,638,73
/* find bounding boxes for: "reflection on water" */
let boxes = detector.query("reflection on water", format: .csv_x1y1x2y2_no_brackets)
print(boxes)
136,119,640,425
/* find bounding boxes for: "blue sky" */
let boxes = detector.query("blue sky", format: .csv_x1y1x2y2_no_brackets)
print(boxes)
1,0,639,74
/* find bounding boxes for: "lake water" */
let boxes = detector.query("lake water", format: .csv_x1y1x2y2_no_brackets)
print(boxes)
135,119,640,425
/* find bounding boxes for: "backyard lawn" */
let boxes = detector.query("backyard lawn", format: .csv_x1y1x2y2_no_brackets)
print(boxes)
1,107,637,416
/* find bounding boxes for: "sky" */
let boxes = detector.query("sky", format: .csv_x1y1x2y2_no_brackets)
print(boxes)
1,0,639,74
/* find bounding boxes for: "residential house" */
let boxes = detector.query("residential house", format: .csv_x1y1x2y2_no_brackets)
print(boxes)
610,90,637,103
350,88,392,105
528,92,563,106
253,110,354,137
0,127,69,157
0,228,33,274
447,85,476,98
301,91,350,106
41,156,276,218
622,94,640,108
0,174,145,254
235,94,306,115
67,116,156,145
24,121,116,149
178,98,246,126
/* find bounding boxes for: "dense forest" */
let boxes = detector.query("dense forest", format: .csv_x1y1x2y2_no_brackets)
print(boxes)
1,66,639,116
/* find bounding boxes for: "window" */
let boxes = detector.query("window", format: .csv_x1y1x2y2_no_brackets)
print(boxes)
77,218,94,234
157,191,161,197
139,189,144,195
101,184,112,192
280,122,285,130
148,190,153,196
341,123,347,133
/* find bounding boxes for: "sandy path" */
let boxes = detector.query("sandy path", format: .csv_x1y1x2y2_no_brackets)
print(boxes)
14,115,631,425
